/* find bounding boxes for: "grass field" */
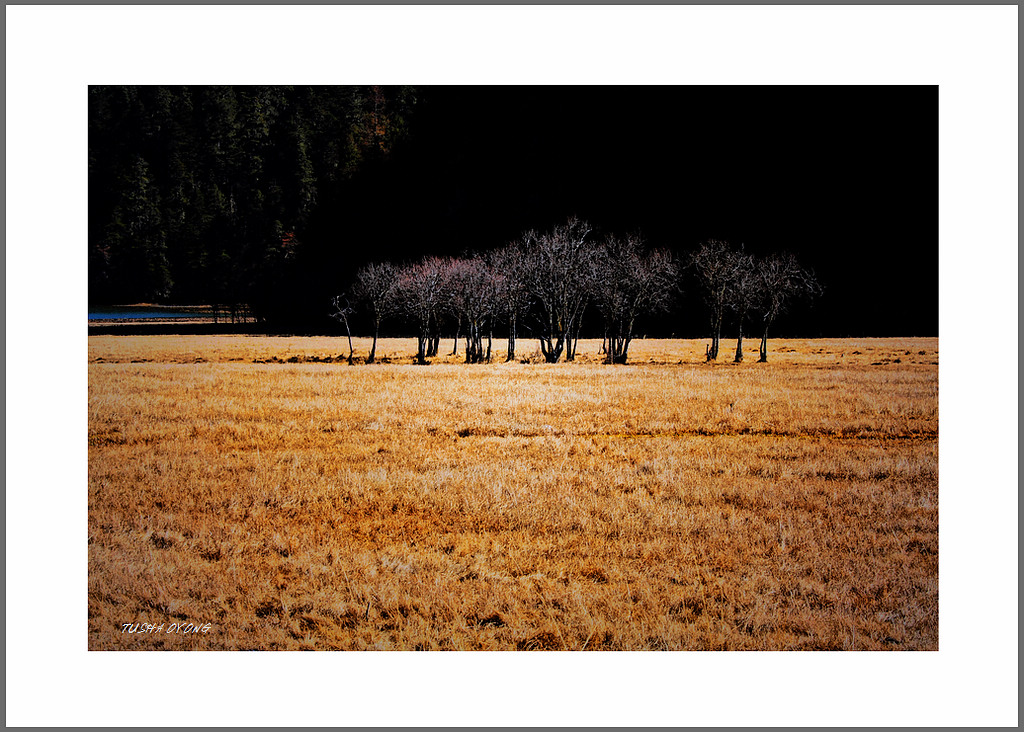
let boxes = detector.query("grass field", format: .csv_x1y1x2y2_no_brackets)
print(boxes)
88,336,938,650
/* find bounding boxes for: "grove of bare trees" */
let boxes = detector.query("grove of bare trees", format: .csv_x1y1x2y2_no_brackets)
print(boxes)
333,221,818,365
689,240,821,363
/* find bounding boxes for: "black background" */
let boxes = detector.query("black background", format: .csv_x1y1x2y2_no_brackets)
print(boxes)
314,85,938,337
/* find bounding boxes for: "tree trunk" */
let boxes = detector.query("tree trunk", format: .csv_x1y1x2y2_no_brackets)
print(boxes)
338,314,354,365
707,333,720,361
367,323,378,364
617,326,634,364
566,313,582,362
604,326,618,364
709,306,723,360
462,321,486,364
614,321,630,364
540,336,563,363
415,335,428,365
734,320,744,363
758,323,770,363
506,316,516,362
451,314,461,356
610,335,629,364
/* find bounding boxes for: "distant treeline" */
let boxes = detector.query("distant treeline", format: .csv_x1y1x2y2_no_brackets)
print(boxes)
332,219,819,365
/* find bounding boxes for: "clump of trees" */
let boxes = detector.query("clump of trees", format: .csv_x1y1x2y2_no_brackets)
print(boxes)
333,224,818,366
335,219,683,365
689,240,821,363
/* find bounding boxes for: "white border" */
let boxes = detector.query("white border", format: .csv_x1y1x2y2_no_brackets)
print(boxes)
6,5,1018,727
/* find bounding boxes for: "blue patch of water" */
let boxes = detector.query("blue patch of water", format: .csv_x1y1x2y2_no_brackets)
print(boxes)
88,307,206,320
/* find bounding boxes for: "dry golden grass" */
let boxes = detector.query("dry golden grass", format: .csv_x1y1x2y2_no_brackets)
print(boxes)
88,336,938,650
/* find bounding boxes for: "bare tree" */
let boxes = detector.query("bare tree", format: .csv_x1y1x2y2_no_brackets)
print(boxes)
429,258,460,359
352,261,398,364
490,238,531,362
756,252,821,362
481,266,504,362
329,294,356,365
727,251,761,363
522,218,596,363
593,234,679,364
447,255,498,364
394,257,446,365
689,240,745,361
